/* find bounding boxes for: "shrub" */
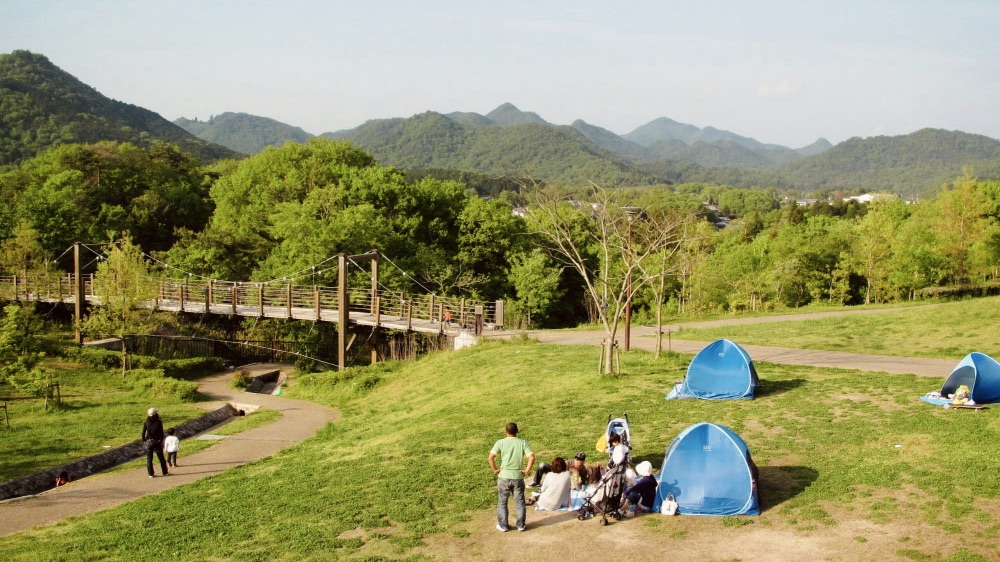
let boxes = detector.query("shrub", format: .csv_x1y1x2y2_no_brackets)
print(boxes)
62,346,121,369
127,371,199,402
160,357,223,380
230,368,253,390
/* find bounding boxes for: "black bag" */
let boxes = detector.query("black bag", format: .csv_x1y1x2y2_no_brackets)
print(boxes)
143,439,155,452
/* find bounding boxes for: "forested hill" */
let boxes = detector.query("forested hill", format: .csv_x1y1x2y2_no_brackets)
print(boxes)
174,112,314,154
776,128,1000,196
322,111,658,185
0,50,240,166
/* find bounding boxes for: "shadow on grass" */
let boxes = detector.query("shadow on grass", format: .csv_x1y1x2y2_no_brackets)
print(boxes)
758,465,819,512
755,378,807,398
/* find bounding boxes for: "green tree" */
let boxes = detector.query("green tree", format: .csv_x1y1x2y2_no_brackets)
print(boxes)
0,303,48,399
507,249,563,329
82,236,158,375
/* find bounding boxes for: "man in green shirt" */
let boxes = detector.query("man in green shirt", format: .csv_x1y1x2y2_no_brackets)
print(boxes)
488,422,535,532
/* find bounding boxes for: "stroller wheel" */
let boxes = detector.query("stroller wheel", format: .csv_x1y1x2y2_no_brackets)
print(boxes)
599,517,608,526
578,514,586,521
613,511,622,520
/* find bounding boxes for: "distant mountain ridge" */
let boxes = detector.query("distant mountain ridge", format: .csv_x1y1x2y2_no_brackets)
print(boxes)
0,50,240,166
6,50,998,197
322,110,647,185
174,112,314,154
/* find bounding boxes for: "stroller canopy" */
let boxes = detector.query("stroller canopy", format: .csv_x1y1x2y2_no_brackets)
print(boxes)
940,352,1000,404
655,422,759,516
666,339,759,400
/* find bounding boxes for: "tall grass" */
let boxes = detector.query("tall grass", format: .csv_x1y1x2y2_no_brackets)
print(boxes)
671,296,1000,358
3,340,998,560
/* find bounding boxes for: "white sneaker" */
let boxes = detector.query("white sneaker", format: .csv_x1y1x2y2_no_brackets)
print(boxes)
496,524,508,532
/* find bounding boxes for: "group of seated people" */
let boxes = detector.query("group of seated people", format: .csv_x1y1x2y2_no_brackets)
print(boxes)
524,433,659,515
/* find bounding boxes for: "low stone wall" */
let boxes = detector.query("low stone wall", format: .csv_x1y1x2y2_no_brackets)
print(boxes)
0,403,241,502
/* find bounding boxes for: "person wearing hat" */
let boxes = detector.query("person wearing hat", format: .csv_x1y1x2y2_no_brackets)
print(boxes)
141,407,169,478
622,461,657,516
568,452,590,491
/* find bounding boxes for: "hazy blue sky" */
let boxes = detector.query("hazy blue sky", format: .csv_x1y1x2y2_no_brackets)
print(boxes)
3,0,998,147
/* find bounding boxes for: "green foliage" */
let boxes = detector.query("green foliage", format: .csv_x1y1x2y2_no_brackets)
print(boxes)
61,346,121,369
230,368,253,389
0,140,214,254
124,369,199,401
778,129,1000,198
0,50,239,166
0,303,47,397
324,111,657,186
506,249,564,327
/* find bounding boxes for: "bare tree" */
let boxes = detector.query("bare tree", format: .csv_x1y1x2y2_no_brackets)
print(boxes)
634,209,698,358
524,181,685,374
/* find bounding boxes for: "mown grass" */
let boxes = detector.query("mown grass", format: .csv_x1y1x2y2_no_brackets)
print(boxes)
670,296,1000,358
3,339,998,560
0,359,208,482
101,408,285,477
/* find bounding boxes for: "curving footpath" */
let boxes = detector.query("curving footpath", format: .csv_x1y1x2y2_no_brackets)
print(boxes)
0,364,338,538
492,306,957,378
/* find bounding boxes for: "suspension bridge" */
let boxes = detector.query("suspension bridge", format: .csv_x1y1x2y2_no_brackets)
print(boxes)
1,244,503,370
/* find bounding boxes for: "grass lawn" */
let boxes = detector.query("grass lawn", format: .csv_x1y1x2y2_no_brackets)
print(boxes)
2,339,998,561
0,359,209,483
670,296,1000,359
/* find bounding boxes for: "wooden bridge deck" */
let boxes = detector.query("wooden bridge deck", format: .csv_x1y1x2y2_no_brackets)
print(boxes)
1,275,501,338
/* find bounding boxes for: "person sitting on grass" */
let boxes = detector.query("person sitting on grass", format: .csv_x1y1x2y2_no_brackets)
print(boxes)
526,456,572,510
622,461,658,517
568,452,590,490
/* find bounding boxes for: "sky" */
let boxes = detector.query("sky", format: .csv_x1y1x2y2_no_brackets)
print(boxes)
3,0,999,148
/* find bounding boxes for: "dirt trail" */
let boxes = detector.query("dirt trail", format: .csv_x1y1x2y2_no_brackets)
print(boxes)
0,364,338,538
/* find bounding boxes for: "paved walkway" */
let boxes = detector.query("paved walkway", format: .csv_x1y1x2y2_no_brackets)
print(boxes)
490,306,956,377
0,364,338,538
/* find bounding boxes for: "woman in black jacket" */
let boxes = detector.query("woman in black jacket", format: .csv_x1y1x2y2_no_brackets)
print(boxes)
142,408,169,477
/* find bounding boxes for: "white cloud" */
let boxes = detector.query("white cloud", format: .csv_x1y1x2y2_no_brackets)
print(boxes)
867,124,888,138
757,79,800,97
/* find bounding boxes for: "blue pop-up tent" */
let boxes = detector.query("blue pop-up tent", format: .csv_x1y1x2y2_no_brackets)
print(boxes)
665,339,758,400
922,352,1000,405
654,422,759,516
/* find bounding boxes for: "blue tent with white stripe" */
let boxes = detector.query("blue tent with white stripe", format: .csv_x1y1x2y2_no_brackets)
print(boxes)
665,339,758,400
654,422,759,516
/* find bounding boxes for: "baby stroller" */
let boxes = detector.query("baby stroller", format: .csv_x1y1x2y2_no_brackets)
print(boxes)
605,413,632,454
578,413,633,525
577,460,629,525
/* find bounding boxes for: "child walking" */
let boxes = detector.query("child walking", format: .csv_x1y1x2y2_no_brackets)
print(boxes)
164,427,180,467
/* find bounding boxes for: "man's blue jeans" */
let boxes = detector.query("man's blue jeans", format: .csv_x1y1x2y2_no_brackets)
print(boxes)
496,477,526,530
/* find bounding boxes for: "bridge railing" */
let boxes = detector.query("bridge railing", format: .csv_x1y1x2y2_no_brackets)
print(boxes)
2,274,502,331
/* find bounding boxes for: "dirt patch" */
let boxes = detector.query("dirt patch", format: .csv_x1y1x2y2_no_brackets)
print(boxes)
419,506,999,561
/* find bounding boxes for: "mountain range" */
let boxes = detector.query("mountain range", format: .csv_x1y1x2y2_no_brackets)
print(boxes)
4,50,1000,198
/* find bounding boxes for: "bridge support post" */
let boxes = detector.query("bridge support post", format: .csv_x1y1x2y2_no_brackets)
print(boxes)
495,300,504,329
371,296,380,364
73,242,85,345
337,253,348,371
370,249,379,314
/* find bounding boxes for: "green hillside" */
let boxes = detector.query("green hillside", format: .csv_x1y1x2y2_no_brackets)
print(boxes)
0,50,240,166
324,111,657,185
777,128,1000,197
174,112,314,154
